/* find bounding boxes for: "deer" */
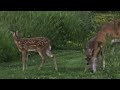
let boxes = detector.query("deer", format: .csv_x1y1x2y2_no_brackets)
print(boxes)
11,31,58,71
89,20,120,72
85,36,118,72
84,36,104,72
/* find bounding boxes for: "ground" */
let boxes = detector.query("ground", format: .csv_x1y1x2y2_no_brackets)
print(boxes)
0,50,120,79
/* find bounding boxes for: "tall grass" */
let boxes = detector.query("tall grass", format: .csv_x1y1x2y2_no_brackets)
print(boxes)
0,11,120,62
0,11,93,62
0,22,19,62
103,40,120,74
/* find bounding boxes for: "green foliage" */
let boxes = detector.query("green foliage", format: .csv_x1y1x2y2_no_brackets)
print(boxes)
0,11,120,62
0,22,19,62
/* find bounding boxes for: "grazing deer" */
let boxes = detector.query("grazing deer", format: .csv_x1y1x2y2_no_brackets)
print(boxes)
11,31,58,71
85,36,104,72
90,20,120,72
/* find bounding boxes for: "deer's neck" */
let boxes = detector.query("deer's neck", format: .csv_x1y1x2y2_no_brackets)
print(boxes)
13,34,22,51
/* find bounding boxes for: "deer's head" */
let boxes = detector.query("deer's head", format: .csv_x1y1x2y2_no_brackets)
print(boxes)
10,31,19,37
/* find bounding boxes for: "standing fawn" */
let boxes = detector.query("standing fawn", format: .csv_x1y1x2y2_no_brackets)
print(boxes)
11,31,58,71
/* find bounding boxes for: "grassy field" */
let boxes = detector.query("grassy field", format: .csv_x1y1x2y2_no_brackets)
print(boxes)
1,12,120,79
1,49,120,79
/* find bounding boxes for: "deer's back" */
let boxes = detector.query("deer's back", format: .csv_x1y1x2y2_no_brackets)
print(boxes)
16,37,51,51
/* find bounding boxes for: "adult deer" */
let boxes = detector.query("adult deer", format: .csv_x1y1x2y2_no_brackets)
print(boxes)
90,20,120,72
11,31,58,71
85,36,120,72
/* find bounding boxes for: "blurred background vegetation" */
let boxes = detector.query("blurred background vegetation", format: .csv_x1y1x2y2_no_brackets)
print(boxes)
0,11,120,62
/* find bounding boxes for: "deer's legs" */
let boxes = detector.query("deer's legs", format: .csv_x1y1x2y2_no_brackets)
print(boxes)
53,56,58,71
46,49,58,71
100,50,105,70
102,59,105,70
22,50,27,71
38,51,45,70
25,53,28,70
102,55,105,70
91,46,101,72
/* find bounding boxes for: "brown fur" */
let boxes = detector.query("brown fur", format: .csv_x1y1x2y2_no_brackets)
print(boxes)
85,36,102,64
91,20,120,72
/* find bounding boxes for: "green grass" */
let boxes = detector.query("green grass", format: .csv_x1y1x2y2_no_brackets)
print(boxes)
0,50,120,79
1,12,120,79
